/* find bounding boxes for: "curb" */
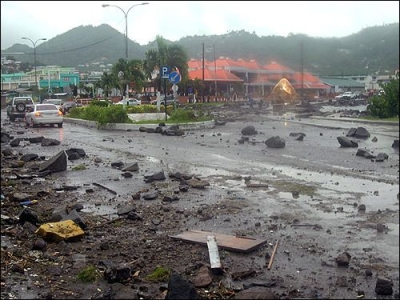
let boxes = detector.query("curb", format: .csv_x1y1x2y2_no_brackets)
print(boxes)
64,118,216,131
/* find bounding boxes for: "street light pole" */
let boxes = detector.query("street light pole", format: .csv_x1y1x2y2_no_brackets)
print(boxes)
102,2,149,99
21,37,46,89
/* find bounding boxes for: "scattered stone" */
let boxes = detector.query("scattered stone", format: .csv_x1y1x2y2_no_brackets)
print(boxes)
336,251,351,266
265,136,285,148
375,276,393,295
241,125,257,136
165,273,198,299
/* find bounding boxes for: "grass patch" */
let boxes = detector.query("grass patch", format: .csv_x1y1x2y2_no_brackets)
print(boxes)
360,116,399,122
76,265,98,283
270,180,317,196
145,266,170,282
72,164,86,171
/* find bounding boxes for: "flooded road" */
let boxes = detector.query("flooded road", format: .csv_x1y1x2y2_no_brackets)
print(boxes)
2,108,399,299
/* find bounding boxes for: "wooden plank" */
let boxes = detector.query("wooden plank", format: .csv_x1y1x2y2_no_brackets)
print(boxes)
170,230,268,253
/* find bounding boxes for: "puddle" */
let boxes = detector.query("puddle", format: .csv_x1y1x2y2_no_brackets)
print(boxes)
81,203,117,216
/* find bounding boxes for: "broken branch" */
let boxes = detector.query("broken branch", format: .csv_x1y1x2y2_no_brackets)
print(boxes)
92,182,117,195
268,239,280,270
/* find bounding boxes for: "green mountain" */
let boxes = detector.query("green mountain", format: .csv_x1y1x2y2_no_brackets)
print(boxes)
2,23,399,76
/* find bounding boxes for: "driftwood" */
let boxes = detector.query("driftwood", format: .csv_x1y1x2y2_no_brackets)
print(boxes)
92,182,117,195
268,239,280,270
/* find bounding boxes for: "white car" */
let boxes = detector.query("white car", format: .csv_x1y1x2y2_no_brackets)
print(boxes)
335,91,356,100
43,99,63,111
115,98,141,106
25,104,64,128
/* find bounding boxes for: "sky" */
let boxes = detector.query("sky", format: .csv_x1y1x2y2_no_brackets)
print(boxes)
1,1,399,50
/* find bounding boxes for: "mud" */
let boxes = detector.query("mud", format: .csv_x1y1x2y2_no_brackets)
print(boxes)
1,103,399,299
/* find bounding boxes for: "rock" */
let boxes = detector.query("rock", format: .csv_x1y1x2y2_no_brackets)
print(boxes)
375,276,393,295
336,251,351,266
337,136,358,147
122,162,139,172
111,160,124,168
356,148,375,159
165,273,198,299
234,287,277,299
241,125,257,136
392,139,399,148
41,138,61,146
265,136,285,148
20,153,39,162
32,238,47,251
193,266,212,288
38,150,67,173
375,153,388,162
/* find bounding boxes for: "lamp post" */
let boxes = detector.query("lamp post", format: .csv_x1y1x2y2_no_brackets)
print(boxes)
204,37,225,101
102,2,149,99
21,37,46,89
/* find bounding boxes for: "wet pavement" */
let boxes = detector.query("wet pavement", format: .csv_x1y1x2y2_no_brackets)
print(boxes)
1,106,399,299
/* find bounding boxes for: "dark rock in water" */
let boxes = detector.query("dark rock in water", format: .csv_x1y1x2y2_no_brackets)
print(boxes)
375,153,388,162
122,162,139,172
66,148,86,158
265,136,285,148
28,136,45,143
38,150,67,173
356,148,375,159
41,138,61,146
20,153,39,162
111,160,124,168
67,152,81,160
347,127,370,138
10,138,22,147
335,251,351,266
241,125,257,136
165,273,198,299
142,192,158,200
375,276,393,295
337,136,358,148
392,139,399,148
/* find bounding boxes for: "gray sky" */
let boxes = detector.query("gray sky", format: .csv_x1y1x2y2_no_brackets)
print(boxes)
1,1,399,50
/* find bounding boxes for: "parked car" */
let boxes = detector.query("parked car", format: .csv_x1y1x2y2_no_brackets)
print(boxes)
335,91,356,100
43,99,62,111
25,104,64,128
61,101,78,115
114,98,141,106
150,94,179,106
7,97,35,121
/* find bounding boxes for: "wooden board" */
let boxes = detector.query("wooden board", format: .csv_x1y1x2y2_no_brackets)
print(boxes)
170,230,268,253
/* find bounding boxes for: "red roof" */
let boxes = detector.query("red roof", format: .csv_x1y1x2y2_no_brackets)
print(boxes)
263,61,294,73
188,68,243,82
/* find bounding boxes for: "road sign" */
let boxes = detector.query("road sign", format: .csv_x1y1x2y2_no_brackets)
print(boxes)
171,84,179,92
169,71,181,84
160,66,171,79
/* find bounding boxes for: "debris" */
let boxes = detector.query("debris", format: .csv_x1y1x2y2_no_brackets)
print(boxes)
35,220,85,242
92,182,117,195
170,230,268,253
267,239,280,270
207,235,222,272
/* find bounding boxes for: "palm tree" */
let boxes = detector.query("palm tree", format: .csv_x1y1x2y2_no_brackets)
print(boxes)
112,58,146,97
98,72,117,97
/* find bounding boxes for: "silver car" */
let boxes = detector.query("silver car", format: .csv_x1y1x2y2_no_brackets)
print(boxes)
25,104,64,128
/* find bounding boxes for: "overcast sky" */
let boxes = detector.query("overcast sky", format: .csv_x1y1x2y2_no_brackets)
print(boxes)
1,1,399,50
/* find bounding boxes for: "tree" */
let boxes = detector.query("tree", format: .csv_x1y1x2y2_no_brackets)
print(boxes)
143,36,189,93
367,73,399,118
112,58,146,96
98,72,117,97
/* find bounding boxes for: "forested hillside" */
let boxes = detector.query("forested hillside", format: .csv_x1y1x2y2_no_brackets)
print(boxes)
3,22,399,76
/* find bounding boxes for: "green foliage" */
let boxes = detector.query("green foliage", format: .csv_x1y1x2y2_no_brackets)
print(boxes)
72,164,86,171
146,266,170,282
126,104,158,113
367,74,399,118
67,105,129,125
90,100,110,107
76,265,98,283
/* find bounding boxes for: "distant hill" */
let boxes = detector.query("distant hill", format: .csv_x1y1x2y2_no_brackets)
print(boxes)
2,23,399,76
